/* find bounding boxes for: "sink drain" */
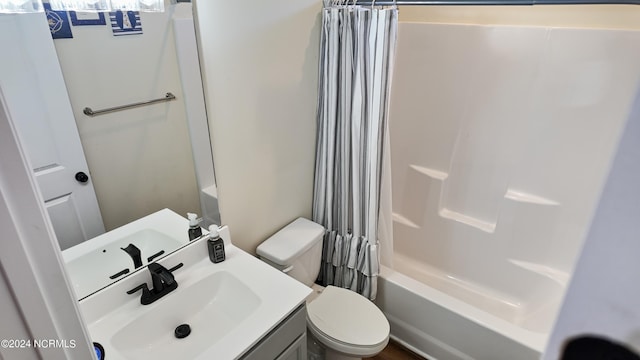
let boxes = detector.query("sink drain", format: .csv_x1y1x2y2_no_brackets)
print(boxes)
174,324,191,339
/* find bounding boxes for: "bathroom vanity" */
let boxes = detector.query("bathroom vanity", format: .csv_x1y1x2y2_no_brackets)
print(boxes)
78,225,311,360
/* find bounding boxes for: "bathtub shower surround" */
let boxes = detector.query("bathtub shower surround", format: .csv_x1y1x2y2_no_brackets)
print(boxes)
312,1,398,300
381,23,640,359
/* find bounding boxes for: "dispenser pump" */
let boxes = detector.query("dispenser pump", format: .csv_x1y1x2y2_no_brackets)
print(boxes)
208,225,219,239
188,213,199,226
187,213,202,241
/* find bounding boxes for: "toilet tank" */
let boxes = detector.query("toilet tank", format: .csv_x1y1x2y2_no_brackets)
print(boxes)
256,218,325,287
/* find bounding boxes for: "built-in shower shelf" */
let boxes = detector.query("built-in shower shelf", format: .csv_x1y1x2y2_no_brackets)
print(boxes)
439,208,496,233
392,212,420,229
504,189,559,206
410,164,448,181
508,259,569,286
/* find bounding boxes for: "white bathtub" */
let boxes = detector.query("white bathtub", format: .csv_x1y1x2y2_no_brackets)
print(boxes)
376,257,565,360
378,21,634,360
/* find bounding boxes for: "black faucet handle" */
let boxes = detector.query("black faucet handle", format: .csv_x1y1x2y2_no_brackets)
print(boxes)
148,262,184,277
167,263,184,273
126,283,150,296
148,263,176,291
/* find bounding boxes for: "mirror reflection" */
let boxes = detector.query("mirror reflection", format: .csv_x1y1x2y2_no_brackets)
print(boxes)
3,1,219,299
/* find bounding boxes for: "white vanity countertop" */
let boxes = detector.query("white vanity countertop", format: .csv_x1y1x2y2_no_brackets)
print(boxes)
79,227,312,360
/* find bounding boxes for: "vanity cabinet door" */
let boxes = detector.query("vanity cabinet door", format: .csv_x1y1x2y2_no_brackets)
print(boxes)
240,304,307,360
276,333,306,360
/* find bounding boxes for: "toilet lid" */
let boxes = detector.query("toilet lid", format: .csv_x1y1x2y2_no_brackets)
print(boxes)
307,286,389,347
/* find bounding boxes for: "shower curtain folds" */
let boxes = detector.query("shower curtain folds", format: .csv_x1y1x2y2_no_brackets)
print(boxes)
312,1,397,300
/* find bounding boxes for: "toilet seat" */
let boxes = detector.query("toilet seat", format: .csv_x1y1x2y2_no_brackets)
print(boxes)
306,286,390,357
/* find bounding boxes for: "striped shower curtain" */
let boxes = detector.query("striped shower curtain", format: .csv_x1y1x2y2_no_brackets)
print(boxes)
312,1,398,300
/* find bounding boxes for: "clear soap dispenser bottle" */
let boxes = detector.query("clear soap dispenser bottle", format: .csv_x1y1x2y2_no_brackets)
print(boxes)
187,213,202,241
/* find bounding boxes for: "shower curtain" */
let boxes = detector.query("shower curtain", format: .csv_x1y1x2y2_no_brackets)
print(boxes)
312,0,397,300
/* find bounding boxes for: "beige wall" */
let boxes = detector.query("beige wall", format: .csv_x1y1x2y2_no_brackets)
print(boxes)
54,2,200,230
193,0,322,253
399,5,640,29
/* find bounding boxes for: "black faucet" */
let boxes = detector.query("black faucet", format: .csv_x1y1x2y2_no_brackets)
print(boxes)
121,244,143,269
126,263,181,305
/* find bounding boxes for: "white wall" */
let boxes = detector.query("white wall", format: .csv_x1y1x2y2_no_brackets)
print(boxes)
193,0,321,253
53,1,200,230
543,87,640,360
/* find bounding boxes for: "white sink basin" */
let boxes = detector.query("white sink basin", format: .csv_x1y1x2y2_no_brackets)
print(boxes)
112,271,260,359
63,209,199,299
79,227,311,360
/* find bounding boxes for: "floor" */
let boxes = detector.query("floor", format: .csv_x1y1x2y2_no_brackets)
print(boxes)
365,340,427,360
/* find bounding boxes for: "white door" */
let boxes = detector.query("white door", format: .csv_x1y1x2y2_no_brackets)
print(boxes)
0,13,105,250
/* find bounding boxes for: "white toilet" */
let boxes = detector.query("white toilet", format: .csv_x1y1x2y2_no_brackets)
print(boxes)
257,217,390,360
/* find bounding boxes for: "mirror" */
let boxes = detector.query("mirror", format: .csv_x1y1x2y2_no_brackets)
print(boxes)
0,1,220,299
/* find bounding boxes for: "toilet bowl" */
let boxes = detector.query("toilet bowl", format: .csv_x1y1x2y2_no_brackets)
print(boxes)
257,218,390,360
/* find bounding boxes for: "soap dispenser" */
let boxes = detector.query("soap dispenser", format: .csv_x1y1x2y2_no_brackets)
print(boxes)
187,213,202,241
208,225,225,263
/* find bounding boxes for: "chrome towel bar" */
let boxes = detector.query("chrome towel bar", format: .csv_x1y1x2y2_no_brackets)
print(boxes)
83,92,176,117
